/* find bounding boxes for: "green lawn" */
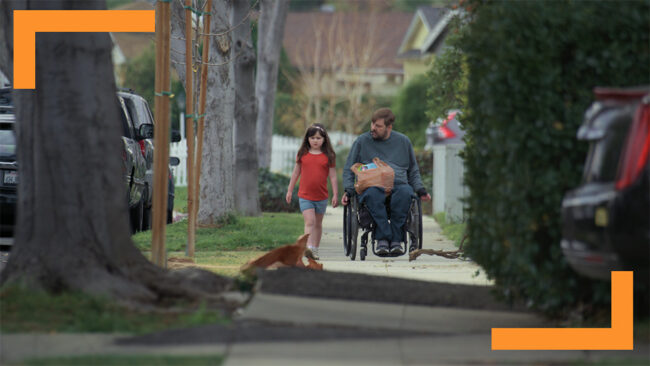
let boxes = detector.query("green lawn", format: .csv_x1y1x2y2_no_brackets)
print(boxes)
23,354,224,366
0,286,227,334
132,212,304,252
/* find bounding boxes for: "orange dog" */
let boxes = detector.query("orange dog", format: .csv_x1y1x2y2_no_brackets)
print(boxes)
241,234,323,275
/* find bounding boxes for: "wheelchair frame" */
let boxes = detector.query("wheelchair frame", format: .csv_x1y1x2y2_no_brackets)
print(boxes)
343,192,423,261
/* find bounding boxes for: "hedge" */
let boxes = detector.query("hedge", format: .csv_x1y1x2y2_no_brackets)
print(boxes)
460,0,650,315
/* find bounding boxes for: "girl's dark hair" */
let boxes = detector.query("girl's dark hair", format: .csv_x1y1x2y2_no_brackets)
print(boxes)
296,123,336,166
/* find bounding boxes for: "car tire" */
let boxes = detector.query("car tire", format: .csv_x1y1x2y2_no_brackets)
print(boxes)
167,208,173,224
142,187,151,231
130,197,143,234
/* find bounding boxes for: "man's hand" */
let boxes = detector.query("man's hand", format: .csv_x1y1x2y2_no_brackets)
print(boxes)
341,193,349,206
420,193,431,202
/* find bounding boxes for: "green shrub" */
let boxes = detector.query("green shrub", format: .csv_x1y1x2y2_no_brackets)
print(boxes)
460,0,649,315
258,168,300,212
415,149,433,215
392,75,430,148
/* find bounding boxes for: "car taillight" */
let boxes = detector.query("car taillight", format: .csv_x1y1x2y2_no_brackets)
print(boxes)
138,140,146,157
616,103,650,190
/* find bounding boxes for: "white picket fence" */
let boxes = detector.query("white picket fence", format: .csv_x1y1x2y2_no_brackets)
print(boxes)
169,131,357,187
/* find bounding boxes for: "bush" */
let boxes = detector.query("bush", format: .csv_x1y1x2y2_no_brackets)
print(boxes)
258,168,300,212
414,149,433,215
392,75,430,148
460,0,650,315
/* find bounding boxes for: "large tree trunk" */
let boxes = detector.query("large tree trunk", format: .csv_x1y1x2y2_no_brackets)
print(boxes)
255,0,289,169
0,0,230,303
197,0,236,224
233,0,260,216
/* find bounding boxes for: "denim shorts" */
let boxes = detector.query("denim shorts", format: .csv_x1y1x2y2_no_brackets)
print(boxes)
299,198,328,214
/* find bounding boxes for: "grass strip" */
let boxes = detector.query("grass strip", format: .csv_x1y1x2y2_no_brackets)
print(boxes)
22,354,224,366
432,212,466,248
0,286,227,334
132,212,304,252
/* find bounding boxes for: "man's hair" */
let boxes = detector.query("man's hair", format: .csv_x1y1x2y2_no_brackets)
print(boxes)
371,108,395,126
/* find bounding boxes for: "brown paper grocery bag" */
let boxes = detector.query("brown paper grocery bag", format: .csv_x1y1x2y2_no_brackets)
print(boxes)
350,157,394,195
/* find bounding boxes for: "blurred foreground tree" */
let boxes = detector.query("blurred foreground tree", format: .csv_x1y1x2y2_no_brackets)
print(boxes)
0,0,230,302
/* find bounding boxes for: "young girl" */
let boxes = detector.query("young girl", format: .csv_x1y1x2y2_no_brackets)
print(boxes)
286,123,339,260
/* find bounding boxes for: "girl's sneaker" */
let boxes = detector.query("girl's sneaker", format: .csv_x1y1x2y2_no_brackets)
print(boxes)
305,247,320,260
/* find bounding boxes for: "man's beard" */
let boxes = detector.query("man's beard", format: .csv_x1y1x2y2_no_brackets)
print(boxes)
371,131,386,140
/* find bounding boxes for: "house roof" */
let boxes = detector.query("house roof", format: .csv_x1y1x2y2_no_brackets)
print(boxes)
283,11,412,73
111,1,155,62
396,6,454,60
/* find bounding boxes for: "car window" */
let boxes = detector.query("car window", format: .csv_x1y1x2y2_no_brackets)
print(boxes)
117,98,135,139
123,98,139,129
0,122,16,161
582,111,632,183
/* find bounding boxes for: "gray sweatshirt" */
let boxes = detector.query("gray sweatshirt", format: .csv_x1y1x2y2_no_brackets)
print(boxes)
343,131,425,193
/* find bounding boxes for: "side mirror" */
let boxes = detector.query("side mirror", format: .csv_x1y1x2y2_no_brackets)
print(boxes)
169,156,180,166
137,124,154,139
171,130,181,143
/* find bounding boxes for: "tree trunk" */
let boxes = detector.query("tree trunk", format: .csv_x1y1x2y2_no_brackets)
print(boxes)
0,0,230,304
197,0,236,225
255,0,289,169
167,0,236,224
233,0,260,216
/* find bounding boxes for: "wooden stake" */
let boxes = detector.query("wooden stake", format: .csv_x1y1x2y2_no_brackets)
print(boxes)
152,0,171,267
185,0,196,257
193,0,211,228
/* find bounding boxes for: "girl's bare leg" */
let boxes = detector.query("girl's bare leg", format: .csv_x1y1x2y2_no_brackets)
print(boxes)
312,213,325,248
302,209,316,247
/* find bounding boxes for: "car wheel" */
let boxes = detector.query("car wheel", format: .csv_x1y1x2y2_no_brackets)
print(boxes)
142,187,151,231
130,197,143,234
167,208,173,224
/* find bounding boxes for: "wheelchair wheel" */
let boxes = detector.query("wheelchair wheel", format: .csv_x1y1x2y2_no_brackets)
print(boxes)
417,198,423,250
343,201,350,256
349,196,358,261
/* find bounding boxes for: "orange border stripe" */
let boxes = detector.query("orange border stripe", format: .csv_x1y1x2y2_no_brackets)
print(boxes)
13,10,155,89
492,271,633,350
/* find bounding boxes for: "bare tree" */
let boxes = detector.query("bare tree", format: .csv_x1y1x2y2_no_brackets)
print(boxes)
232,0,260,215
283,11,391,135
255,0,289,169
0,0,230,302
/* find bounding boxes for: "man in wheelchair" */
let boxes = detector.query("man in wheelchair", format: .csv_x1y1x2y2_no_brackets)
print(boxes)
342,108,431,256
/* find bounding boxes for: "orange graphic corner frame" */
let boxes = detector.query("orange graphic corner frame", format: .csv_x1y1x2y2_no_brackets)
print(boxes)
13,10,155,89
492,271,634,350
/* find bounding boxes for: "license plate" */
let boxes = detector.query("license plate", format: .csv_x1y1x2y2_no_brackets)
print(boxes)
3,170,17,185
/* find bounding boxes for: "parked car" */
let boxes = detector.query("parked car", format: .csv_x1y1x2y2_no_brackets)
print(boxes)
116,95,151,233
0,87,16,243
118,89,181,229
561,86,649,282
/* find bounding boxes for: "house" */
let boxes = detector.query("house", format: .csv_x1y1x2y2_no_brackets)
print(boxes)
282,11,412,97
396,6,455,82
110,1,156,85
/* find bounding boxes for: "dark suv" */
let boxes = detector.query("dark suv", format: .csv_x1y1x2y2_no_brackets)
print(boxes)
561,86,649,282
0,88,16,243
118,90,181,227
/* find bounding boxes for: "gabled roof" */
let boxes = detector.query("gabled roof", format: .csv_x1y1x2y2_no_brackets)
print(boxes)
283,11,412,73
111,1,155,62
397,6,455,60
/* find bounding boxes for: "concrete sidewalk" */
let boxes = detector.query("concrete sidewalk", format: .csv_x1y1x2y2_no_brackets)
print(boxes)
2,208,648,365
317,206,491,286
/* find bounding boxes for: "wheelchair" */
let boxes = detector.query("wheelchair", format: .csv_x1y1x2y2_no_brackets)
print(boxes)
343,190,422,261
